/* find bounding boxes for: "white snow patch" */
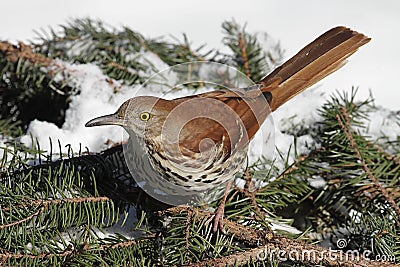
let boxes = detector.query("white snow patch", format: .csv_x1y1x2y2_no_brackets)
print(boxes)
0,139,7,161
274,87,325,132
21,61,131,153
308,176,327,189
0,136,15,165
136,51,171,75
359,105,400,142
268,87,326,169
269,221,302,235
247,87,324,168
349,209,362,224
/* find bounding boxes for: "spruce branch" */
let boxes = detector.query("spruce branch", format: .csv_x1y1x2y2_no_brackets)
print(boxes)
370,141,400,166
238,31,251,78
163,207,397,267
0,245,74,262
0,196,110,230
336,106,400,224
0,236,145,263
0,41,52,66
0,118,22,138
0,40,71,129
144,34,210,67
186,243,398,267
221,20,283,82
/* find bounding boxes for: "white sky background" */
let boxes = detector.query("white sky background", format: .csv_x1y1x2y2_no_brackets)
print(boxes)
1,0,399,110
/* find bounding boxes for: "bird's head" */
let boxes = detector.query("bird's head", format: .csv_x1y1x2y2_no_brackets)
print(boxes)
85,96,170,137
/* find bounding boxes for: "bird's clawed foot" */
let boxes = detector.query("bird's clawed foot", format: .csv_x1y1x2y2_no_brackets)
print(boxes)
205,181,231,233
205,202,226,233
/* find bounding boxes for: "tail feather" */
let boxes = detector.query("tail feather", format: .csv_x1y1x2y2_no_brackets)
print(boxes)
260,26,370,111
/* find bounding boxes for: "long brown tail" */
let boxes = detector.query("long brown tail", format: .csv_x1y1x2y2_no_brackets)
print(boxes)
259,26,370,111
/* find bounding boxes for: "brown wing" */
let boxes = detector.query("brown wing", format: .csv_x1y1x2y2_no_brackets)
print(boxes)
171,91,270,158
171,26,370,157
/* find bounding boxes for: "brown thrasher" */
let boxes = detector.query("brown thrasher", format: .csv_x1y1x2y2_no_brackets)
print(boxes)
86,26,370,232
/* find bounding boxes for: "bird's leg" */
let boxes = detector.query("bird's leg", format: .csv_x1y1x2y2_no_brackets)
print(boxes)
135,188,145,219
206,180,232,233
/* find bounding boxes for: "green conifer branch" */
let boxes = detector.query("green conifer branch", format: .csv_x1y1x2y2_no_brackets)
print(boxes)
336,105,400,223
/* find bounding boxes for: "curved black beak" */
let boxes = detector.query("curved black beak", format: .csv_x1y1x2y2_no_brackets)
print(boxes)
85,113,125,127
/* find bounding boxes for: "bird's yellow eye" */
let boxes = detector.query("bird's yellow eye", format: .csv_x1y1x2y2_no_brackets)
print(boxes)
139,112,151,121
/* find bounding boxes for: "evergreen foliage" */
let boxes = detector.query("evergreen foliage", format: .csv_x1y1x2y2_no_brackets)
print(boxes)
220,20,283,82
0,18,399,266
